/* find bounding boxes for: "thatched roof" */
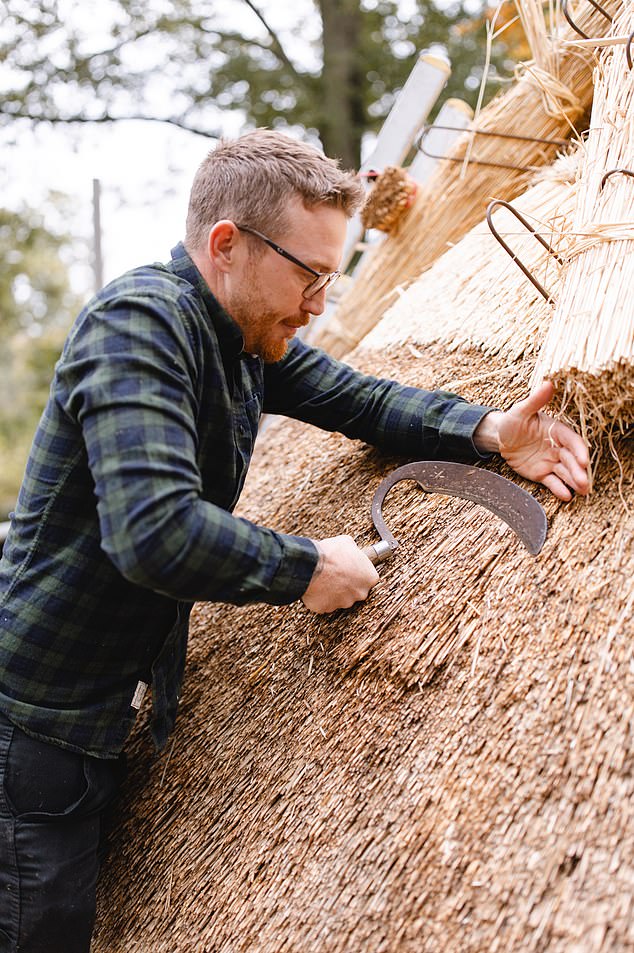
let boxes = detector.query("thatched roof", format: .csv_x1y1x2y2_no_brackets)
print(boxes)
362,154,579,366
311,0,621,361
93,147,633,950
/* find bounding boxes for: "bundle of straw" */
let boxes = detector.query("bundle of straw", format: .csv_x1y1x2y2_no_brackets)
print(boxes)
530,1,634,454
310,0,622,361
360,167,418,233
362,153,580,365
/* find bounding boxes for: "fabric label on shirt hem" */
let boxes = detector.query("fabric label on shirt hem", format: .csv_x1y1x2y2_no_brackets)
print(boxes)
131,681,148,710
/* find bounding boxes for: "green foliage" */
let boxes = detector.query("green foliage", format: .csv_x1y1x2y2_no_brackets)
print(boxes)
0,330,69,518
0,203,80,517
0,202,80,337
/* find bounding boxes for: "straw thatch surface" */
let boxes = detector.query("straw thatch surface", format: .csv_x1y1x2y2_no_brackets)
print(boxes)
310,0,622,361
93,153,633,952
361,154,579,364
530,0,634,452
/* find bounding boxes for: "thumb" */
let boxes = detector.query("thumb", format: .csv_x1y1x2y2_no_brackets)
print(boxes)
513,380,554,418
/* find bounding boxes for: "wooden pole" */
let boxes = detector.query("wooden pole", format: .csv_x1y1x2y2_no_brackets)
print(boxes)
92,177,104,293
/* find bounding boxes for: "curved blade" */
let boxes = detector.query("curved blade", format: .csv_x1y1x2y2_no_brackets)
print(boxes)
371,460,547,556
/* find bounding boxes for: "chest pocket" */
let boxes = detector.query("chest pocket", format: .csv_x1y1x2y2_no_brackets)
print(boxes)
230,389,262,508
239,390,262,445
197,356,264,512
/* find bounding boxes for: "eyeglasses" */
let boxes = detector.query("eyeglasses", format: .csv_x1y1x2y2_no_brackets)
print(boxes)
236,224,341,300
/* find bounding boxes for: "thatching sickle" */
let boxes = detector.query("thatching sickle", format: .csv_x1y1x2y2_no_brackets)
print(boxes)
361,461,547,565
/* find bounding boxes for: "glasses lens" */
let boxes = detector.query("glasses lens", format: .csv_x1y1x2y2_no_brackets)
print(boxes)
303,272,340,300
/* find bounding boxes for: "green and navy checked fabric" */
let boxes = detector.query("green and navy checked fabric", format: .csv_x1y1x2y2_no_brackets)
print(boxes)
0,243,495,758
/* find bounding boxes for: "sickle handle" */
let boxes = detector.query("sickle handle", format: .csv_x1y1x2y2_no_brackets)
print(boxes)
361,540,395,565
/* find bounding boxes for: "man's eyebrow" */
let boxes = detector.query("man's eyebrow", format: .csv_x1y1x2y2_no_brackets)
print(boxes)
289,255,329,275
301,252,339,273
306,260,331,273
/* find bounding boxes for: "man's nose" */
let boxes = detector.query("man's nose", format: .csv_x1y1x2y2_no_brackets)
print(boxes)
301,288,327,317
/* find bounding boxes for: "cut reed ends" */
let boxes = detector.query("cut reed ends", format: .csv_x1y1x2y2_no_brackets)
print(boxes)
360,167,419,233
530,3,634,457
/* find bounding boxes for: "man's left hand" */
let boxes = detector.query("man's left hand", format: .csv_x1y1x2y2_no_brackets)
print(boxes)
474,381,590,501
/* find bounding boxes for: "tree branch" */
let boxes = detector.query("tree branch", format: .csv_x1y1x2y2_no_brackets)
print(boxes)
0,108,221,139
239,0,302,78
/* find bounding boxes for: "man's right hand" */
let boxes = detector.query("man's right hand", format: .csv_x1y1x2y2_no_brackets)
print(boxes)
301,535,380,614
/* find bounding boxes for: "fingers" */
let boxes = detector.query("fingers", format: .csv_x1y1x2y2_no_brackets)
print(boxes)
541,472,574,501
557,445,590,495
550,418,590,469
541,418,590,496
538,444,589,500
301,535,380,614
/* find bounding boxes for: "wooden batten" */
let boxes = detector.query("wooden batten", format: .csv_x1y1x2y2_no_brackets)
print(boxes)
93,145,633,951
310,0,622,362
530,1,634,457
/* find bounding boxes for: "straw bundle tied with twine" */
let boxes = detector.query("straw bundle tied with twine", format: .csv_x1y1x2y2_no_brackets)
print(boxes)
93,146,633,950
311,0,623,361
362,152,580,364
530,0,634,456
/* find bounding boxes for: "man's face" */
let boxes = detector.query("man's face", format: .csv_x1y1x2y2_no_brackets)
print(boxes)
225,200,348,363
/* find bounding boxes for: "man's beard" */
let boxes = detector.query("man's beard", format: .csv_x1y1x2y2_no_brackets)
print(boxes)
249,319,290,363
226,284,308,363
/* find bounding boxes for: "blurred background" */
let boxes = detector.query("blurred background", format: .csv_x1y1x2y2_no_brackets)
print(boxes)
0,0,526,522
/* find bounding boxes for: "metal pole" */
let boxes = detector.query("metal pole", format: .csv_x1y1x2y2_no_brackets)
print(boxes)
92,178,104,292
0,521,10,551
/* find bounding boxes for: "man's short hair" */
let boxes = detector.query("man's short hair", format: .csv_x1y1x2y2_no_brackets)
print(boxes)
185,129,364,252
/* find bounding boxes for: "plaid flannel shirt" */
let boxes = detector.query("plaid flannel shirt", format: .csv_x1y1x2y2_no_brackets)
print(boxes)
0,243,495,757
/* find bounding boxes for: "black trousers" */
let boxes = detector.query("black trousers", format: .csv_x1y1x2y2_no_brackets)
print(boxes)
0,712,126,953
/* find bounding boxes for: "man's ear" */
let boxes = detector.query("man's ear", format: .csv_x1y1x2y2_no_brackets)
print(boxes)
207,220,240,273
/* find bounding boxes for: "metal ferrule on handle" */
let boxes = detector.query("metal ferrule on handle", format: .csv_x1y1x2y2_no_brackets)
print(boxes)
361,539,396,565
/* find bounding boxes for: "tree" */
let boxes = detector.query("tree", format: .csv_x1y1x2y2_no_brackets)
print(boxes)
0,202,82,515
0,202,82,338
1,0,518,168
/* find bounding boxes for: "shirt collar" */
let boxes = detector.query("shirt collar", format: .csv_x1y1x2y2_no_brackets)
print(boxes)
169,242,245,358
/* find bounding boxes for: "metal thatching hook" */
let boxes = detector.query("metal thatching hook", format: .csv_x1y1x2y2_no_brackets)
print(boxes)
415,126,569,173
600,168,634,190
486,200,564,304
561,0,613,39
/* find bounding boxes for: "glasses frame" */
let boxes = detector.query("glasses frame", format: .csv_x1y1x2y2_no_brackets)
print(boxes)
236,224,340,300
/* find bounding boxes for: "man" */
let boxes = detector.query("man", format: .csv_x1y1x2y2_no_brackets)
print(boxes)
0,129,588,952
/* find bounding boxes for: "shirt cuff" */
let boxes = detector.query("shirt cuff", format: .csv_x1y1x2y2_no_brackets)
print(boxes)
438,401,500,461
266,532,320,605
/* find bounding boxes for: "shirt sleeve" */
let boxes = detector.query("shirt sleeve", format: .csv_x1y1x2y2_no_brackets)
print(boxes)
263,339,497,461
55,294,318,606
